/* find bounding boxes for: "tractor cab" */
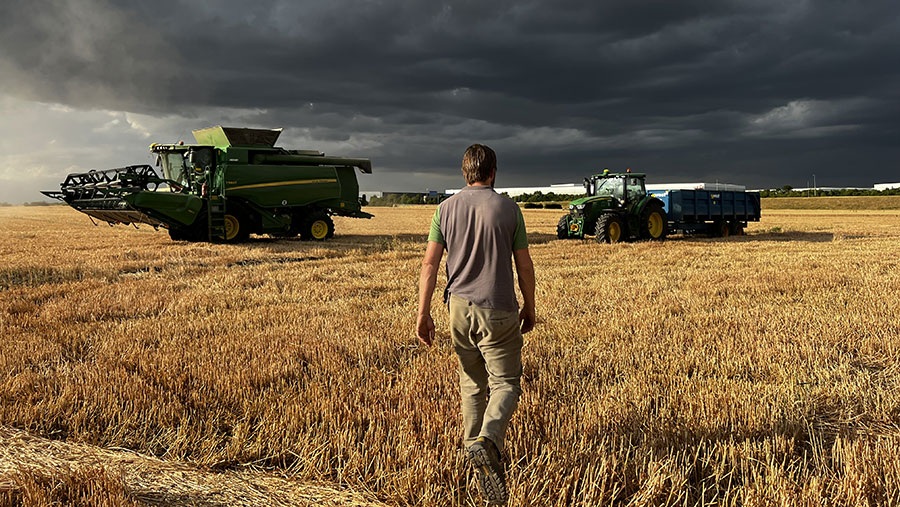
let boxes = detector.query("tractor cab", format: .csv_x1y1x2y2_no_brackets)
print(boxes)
583,169,647,208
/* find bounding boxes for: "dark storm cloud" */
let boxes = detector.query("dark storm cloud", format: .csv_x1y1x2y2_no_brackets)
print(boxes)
2,0,898,188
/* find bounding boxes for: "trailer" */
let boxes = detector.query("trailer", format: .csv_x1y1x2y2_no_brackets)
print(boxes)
647,188,761,237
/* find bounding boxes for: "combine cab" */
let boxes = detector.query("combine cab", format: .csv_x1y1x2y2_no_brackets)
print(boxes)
43,126,373,242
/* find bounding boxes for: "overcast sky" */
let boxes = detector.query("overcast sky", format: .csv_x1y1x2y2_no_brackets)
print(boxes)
2,0,898,203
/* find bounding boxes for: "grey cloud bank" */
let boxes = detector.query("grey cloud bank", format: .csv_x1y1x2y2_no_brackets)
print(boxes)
1,0,898,203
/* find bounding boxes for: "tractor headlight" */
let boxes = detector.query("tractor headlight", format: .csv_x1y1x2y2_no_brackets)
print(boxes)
575,204,585,210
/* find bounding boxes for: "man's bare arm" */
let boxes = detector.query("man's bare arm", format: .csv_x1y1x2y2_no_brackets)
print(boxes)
417,241,445,346
513,248,536,334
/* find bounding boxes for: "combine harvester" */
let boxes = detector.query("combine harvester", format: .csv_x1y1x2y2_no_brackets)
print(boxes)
557,169,761,242
42,126,373,242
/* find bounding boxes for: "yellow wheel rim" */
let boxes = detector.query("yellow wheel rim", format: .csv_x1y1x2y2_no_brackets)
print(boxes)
310,220,328,240
224,215,239,241
648,212,664,238
609,222,622,242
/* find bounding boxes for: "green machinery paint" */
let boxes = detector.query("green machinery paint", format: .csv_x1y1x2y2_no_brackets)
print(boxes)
556,170,668,243
42,126,373,243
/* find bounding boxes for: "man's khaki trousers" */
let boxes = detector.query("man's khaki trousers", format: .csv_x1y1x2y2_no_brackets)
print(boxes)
449,294,523,452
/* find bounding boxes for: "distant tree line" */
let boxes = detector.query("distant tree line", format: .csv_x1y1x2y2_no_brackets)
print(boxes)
509,191,583,203
759,186,900,198
368,193,445,206
0,201,63,206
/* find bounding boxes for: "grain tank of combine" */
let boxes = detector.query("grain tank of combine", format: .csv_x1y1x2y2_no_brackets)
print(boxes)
43,126,373,242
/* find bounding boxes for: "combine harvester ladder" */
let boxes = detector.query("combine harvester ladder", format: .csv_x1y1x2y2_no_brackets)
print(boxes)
207,174,227,242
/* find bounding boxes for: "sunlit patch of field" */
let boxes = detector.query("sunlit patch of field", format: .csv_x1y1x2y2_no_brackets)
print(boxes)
2,204,900,505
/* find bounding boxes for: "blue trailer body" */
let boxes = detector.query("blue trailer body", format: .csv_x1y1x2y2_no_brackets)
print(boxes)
647,189,761,234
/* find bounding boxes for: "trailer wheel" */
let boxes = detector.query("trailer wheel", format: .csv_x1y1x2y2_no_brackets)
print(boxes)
728,221,744,236
640,202,667,241
557,215,570,239
596,214,625,243
301,214,334,241
710,220,729,238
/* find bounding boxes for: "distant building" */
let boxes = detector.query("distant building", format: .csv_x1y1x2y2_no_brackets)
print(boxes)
874,182,900,191
446,181,748,196
646,183,745,192
361,190,449,204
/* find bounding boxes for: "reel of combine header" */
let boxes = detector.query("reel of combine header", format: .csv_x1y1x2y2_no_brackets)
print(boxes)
41,165,171,227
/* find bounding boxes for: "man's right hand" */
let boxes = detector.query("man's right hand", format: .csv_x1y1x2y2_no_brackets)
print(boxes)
519,306,535,334
417,312,435,346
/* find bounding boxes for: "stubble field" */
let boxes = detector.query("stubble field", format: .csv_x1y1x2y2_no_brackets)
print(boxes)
1,203,900,505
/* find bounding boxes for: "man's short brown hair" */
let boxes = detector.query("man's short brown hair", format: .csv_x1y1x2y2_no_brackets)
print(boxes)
462,144,496,184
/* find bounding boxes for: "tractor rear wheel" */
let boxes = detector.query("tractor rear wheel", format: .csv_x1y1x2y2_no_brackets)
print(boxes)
640,202,667,241
595,214,626,243
301,213,334,241
556,215,570,239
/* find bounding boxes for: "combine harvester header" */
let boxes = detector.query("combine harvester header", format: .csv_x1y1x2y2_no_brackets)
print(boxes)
43,126,373,243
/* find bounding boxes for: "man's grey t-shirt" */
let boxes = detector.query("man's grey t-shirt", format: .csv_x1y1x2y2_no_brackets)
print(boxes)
428,186,527,312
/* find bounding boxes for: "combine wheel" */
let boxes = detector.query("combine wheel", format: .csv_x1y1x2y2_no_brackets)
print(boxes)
556,215,570,239
168,227,189,241
595,214,626,244
168,222,203,242
640,202,667,241
223,212,250,243
301,213,334,241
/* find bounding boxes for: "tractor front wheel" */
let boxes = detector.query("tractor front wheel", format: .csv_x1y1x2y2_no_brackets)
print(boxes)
301,213,335,241
595,214,626,243
556,215,570,239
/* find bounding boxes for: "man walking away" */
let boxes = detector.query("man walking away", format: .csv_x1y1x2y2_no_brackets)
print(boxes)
416,144,536,505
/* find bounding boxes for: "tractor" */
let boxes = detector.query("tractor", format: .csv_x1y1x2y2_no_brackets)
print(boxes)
557,169,667,243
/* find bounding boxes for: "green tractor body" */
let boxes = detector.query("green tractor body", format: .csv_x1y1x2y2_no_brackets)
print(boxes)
557,171,668,243
43,126,373,242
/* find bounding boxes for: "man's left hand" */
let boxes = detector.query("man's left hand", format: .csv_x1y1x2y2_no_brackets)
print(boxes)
519,307,535,334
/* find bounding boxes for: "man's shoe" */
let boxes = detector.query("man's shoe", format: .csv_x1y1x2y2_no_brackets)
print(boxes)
467,437,508,505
